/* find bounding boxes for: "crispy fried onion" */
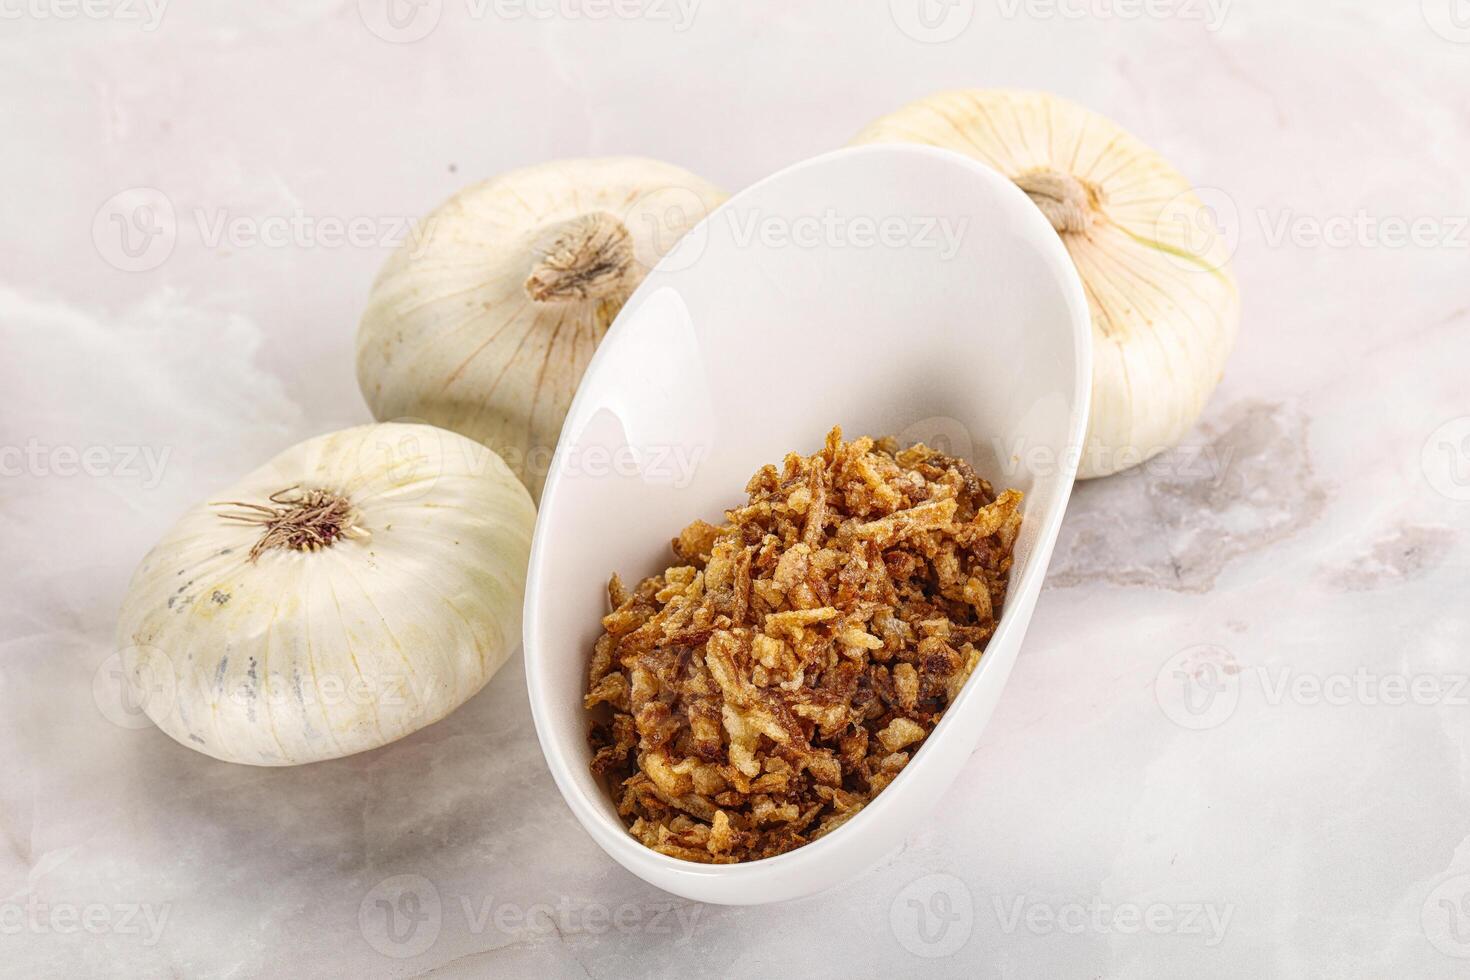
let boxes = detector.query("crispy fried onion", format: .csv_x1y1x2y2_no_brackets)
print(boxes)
586,427,1021,863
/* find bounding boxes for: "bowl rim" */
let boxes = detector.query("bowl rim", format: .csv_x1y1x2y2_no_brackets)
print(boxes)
522,142,1094,889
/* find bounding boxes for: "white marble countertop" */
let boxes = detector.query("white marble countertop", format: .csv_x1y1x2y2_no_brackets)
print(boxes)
4,1,1469,976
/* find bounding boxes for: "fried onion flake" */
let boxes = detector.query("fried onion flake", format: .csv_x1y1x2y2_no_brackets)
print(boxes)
586,426,1022,862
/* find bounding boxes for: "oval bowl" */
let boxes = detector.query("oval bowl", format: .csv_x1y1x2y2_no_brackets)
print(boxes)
524,144,1091,905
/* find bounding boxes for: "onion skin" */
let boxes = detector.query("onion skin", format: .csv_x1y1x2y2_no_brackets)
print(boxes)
114,423,534,766
357,157,727,500
855,90,1240,479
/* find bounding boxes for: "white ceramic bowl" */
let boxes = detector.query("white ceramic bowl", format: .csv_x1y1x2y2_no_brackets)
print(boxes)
524,145,1092,905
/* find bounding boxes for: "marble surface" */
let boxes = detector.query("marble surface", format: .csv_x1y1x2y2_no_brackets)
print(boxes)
3,1,1468,976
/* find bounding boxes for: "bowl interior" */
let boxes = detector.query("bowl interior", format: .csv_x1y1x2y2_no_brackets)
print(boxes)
525,145,1090,873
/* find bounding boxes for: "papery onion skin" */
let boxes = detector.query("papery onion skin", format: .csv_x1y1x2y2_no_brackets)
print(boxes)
114,422,534,766
357,157,727,500
854,90,1240,479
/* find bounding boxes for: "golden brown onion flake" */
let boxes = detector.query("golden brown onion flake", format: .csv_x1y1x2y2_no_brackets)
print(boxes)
585,426,1022,863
